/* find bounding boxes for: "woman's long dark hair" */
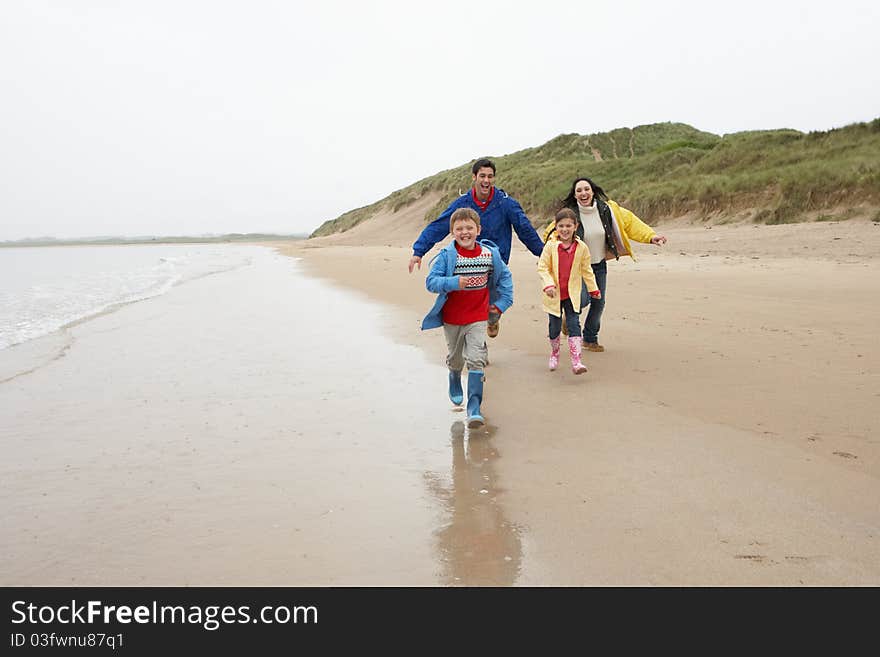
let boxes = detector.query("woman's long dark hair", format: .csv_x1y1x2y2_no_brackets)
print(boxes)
560,176,608,211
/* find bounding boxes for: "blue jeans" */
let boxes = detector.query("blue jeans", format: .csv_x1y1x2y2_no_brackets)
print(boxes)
579,260,607,343
548,298,581,339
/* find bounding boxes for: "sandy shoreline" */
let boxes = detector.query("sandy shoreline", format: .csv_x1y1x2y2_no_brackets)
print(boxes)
282,218,880,584
1,250,495,585
2,219,877,586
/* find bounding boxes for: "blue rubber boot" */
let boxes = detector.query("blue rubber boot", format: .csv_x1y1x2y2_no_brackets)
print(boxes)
448,370,463,405
466,370,485,429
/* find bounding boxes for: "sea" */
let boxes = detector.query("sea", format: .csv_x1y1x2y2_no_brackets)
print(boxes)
0,243,267,351
1,240,522,586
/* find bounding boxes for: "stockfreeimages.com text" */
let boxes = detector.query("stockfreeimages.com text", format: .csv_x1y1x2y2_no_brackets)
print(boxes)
11,600,317,631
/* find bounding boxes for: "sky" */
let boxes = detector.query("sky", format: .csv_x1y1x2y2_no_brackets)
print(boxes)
1,0,878,240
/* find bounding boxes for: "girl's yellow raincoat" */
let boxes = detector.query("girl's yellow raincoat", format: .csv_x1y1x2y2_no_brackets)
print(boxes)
537,237,599,317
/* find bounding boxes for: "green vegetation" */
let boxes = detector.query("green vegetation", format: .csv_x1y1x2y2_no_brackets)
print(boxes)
311,119,880,237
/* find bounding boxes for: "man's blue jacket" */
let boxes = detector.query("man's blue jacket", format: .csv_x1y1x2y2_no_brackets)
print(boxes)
412,188,544,264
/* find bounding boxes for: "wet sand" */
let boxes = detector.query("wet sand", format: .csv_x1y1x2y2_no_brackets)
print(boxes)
282,218,880,585
0,249,519,585
3,219,879,586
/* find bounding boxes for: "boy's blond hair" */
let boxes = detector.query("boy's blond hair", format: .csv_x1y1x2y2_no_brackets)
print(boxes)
449,207,480,232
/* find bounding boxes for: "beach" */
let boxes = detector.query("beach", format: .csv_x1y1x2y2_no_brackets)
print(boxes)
2,219,879,585
284,217,880,585
1,249,502,585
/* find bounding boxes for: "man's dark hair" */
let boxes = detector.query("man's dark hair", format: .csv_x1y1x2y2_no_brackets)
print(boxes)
472,158,496,175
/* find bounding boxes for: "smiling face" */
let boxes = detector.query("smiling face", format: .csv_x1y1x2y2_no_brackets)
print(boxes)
452,217,481,249
472,166,495,202
555,216,577,244
574,179,594,207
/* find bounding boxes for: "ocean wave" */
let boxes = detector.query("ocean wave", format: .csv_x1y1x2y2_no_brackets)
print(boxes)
0,244,262,350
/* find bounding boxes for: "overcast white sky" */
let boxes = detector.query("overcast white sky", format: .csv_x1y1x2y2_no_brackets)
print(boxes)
1,0,878,240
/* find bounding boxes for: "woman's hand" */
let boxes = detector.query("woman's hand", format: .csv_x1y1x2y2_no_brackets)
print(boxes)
544,285,557,298
651,234,667,246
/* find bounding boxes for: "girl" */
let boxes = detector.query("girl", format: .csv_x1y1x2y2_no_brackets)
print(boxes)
537,208,601,374
544,177,667,351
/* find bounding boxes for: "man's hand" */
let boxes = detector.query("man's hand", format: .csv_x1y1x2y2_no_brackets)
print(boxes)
408,255,422,273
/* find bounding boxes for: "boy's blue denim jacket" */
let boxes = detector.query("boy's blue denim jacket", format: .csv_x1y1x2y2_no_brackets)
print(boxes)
421,239,514,330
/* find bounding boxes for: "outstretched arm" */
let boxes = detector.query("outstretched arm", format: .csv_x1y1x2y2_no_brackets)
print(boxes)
507,197,545,257
409,203,458,272
613,201,663,245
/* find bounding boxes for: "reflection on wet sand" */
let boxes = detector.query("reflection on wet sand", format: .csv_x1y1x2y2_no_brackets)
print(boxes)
424,421,523,586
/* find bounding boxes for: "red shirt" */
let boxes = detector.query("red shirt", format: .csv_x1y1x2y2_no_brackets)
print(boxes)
471,187,495,211
557,241,577,301
441,243,493,325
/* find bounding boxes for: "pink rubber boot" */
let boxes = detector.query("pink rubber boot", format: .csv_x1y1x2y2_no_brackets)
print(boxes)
568,337,588,375
549,336,561,371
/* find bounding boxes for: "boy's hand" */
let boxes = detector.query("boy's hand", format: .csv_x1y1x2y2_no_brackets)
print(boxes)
544,285,557,298
589,289,602,300
408,255,422,273
458,276,467,289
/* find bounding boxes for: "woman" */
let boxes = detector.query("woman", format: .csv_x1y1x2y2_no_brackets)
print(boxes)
543,177,667,352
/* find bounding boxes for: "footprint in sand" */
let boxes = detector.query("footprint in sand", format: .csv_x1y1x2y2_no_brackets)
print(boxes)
734,554,767,563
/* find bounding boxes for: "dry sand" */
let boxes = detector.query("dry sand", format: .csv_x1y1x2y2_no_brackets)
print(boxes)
2,213,878,586
281,215,880,585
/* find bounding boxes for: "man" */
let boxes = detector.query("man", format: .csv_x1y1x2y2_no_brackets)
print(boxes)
408,158,544,337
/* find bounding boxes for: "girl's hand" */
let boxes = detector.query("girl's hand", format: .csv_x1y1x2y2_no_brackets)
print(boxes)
544,285,557,298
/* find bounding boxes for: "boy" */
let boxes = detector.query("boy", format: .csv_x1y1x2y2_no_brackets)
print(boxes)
421,208,513,428
409,157,541,339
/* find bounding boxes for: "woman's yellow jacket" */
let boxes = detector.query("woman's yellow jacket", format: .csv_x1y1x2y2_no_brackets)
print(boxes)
541,199,656,261
537,237,599,317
